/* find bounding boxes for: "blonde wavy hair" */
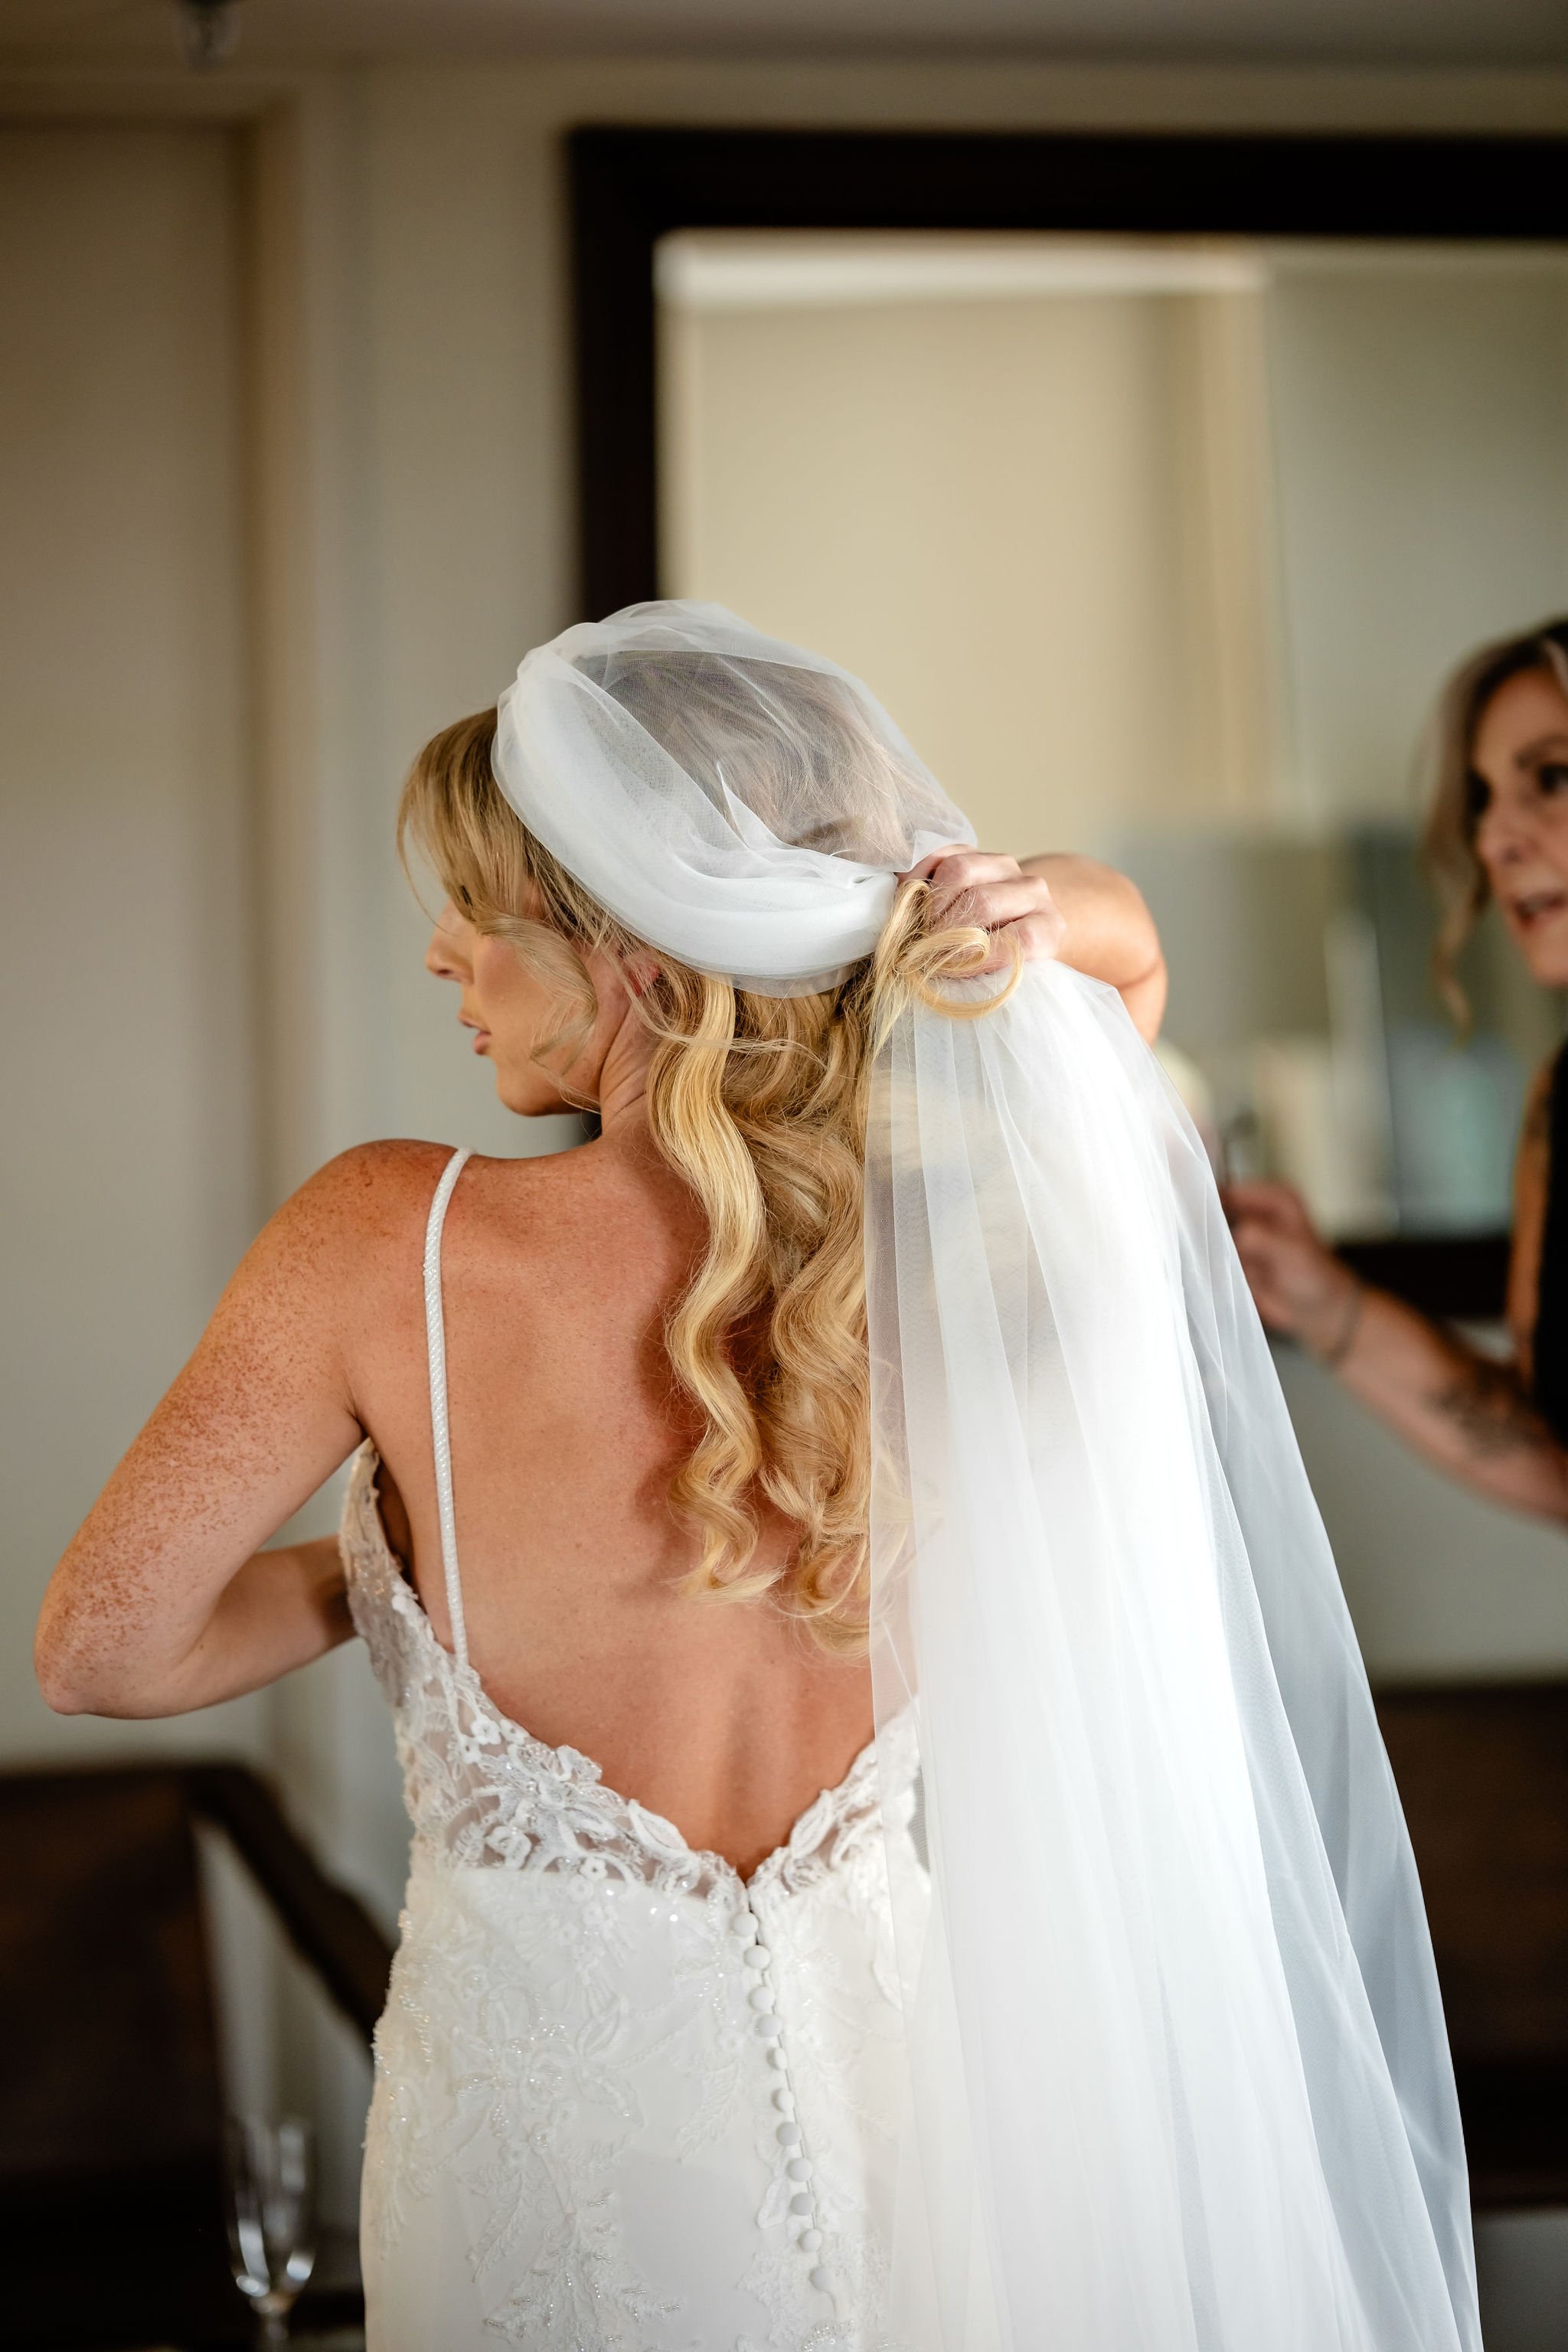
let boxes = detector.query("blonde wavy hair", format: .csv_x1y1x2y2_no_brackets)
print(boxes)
399,702,1017,1654
1423,616,1568,1024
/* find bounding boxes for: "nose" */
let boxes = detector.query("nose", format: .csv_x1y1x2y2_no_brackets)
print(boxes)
425,906,470,983
1475,792,1535,877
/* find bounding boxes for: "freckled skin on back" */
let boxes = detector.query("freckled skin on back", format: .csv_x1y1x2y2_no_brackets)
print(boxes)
37,848,1155,1876
37,1133,875,1879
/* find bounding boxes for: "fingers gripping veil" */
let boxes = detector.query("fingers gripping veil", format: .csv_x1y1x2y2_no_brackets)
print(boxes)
492,603,1478,2351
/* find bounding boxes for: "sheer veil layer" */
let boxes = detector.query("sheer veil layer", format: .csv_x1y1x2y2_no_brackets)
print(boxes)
492,603,1479,2352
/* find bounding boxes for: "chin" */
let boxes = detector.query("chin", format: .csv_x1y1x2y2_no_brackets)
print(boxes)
495,1070,570,1119
495,1083,544,1118
1521,933,1568,991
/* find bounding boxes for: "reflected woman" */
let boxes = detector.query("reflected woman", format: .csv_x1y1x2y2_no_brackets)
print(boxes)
1227,616,1568,1521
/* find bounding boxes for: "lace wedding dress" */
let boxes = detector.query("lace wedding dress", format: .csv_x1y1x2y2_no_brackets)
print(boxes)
344,1151,925,2351
332,605,1479,2349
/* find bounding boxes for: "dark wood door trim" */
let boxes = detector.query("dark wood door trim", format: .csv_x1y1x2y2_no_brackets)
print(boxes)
570,125,1568,619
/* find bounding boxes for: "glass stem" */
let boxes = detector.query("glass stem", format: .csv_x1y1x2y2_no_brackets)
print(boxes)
259,2309,289,2348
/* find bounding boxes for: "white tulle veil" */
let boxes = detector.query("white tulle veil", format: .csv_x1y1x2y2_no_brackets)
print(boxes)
492,601,1479,2352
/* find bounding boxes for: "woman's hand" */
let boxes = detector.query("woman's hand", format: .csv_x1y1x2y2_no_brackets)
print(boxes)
1223,1174,1568,1520
907,847,1167,1040
1223,1180,1363,1359
904,848,1067,969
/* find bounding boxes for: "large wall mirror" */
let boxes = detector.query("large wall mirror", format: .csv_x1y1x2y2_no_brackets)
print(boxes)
658,227,1567,1243
572,141,1568,2272
574,129,1568,1302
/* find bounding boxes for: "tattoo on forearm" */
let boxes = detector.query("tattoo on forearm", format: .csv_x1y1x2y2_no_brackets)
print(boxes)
1428,1359,1548,1459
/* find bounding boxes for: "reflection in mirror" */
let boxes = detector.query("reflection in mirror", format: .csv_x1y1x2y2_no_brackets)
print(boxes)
658,231,1568,1237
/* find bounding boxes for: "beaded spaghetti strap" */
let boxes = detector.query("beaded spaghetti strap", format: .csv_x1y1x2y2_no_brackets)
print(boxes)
423,1146,473,1673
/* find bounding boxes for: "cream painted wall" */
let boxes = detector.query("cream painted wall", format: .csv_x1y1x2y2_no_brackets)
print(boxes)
0,116,390,2229
0,124,270,1771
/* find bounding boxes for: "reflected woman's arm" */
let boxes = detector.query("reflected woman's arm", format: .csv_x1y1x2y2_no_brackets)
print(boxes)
1225,1125,1568,1523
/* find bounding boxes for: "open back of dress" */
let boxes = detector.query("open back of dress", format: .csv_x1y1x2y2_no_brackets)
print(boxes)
348,1149,926,2350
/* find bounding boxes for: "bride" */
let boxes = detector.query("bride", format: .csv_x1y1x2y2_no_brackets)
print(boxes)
38,606,1478,2350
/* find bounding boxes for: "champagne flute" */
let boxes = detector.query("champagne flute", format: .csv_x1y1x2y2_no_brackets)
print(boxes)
225,2115,317,2347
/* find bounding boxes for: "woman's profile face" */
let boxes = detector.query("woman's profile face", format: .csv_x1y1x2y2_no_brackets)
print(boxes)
423,900,631,1117
1472,662,1568,988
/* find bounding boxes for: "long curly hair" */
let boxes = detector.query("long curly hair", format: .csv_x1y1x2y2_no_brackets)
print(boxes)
399,701,1014,1653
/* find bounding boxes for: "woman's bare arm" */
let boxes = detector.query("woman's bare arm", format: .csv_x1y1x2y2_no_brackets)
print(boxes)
1225,1093,1568,1523
1021,854,1166,1041
34,1143,430,1718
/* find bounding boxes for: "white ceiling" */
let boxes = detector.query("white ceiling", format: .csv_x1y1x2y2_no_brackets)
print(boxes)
2,0,1566,72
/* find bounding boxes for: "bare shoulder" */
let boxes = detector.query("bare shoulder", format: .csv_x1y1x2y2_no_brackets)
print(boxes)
261,1139,459,1269
214,1142,475,1349
286,1137,598,1272
256,1129,668,1298
289,1137,461,1223
270,1134,668,1304
310,1130,611,1220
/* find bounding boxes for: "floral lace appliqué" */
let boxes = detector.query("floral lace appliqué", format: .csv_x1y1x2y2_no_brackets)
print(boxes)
344,1443,920,2352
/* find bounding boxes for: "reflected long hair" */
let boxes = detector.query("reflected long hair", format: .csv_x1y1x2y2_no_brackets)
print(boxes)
399,703,1014,1653
1423,616,1568,1022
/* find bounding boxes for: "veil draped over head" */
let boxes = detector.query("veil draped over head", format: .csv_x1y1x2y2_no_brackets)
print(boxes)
493,602,1480,2352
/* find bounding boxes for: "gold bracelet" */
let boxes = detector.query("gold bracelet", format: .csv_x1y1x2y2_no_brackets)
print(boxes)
1314,1280,1364,1372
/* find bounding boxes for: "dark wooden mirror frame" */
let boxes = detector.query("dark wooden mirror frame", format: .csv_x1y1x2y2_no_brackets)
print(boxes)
570,124,1568,1318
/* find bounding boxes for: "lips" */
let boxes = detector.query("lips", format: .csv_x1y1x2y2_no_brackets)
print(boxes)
1510,888,1568,927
